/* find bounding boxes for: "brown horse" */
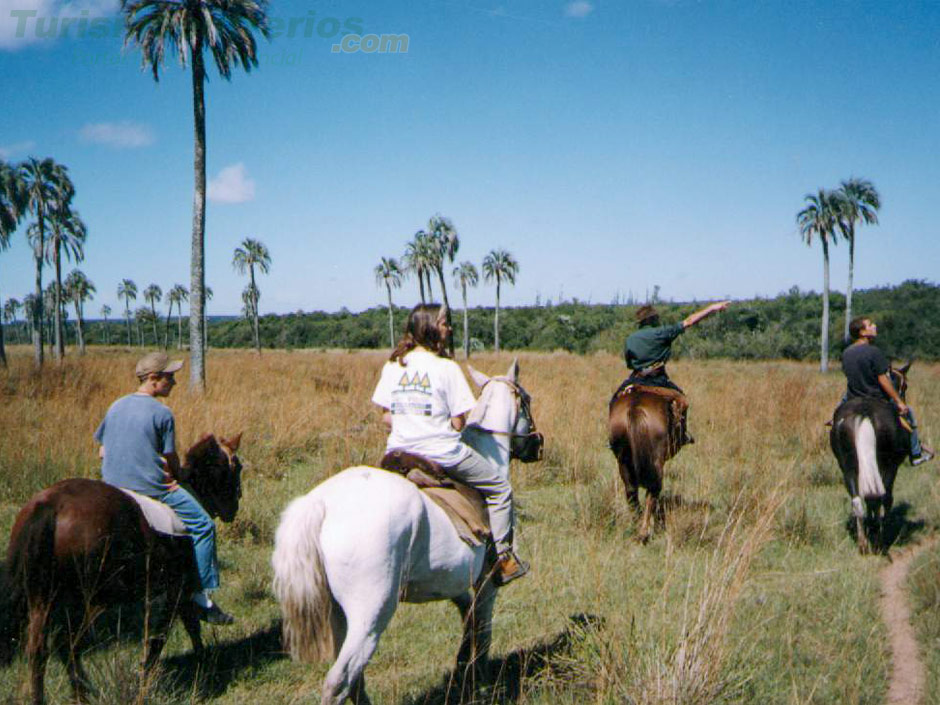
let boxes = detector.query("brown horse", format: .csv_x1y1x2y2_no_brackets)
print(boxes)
830,365,910,554
608,385,686,542
0,433,242,705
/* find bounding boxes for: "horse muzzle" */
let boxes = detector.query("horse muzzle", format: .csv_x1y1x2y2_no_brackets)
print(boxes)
511,431,544,463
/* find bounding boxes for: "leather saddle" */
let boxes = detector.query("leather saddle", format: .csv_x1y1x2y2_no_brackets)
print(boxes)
380,450,491,547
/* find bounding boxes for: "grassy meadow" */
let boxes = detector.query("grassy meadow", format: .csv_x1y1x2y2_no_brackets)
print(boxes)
1,346,938,704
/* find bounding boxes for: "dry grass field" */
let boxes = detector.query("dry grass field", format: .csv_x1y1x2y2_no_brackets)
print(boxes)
1,346,938,704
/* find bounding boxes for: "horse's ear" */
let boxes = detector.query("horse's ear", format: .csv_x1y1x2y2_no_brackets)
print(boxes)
186,433,214,461
507,358,519,383
467,364,489,388
220,433,242,453
899,359,913,375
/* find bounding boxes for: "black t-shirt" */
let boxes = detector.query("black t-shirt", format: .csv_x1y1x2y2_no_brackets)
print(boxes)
842,343,890,400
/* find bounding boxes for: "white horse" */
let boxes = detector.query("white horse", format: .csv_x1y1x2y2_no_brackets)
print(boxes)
272,360,538,705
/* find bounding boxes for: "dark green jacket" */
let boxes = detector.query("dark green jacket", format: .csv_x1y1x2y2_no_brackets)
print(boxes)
624,322,685,370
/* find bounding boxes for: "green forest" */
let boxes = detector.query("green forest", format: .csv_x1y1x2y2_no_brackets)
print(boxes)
10,279,938,363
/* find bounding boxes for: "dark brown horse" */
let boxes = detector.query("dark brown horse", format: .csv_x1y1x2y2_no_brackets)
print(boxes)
0,433,242,705
608,385,686,542
831,365,910,554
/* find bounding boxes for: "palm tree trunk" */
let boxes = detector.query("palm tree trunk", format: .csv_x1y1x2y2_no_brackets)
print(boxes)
33,217,44,368
494,278,501,355
426,272,434,300
418,274,426,304
844,229,855,342
462,283,470,360
250,265,260,354
75,301,85,355
177,303,183,350
164,305,172,349
103,315,109,345
124,300,131,347
435,267,454,356
189,44,207,391
820,238,830,373
386,283,395,348
150,303,159,346
53,243,63,361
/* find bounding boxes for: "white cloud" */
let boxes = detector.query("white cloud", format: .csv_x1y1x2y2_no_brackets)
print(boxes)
208,163,256,204
80,121,154,148
0,0,118,51
564,1,594,18
0,140,36,159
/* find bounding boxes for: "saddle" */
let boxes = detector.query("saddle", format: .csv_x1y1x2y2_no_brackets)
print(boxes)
120,488,188,536
380,451,491,547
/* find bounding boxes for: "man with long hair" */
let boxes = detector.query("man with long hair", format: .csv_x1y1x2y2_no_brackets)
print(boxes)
372,303,528,585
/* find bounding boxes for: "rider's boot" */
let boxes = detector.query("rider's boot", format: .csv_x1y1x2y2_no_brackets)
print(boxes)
495,550,529,586
193,590,235,625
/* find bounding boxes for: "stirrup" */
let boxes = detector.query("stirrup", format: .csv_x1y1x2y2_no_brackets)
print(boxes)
494,551,529,586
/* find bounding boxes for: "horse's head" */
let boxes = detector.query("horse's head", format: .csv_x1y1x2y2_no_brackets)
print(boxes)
183,433,243,523
466,359,543,463
890,360,912,401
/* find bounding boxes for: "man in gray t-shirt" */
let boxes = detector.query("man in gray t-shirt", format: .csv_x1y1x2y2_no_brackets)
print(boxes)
94,351,234,624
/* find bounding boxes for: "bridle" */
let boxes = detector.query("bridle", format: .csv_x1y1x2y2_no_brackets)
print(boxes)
471,377,544,463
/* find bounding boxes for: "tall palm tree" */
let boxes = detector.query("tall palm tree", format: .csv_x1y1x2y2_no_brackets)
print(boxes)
453,261,479,359
374,257,403,348
425,214,459,354
403,232,435,304
797,189,839,373
134,306,153,347
117,278,138,347
100,304,112,345
64,270,95,355
20,157,73,368
123,0,270,391
834,178,881,341
143,283,163,345
1,160,26,366
232,237,271,354
482,249,519,354
42,204,85,360
168,284,189,350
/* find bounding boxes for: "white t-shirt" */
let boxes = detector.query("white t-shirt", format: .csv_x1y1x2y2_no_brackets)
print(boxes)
371,349,477,466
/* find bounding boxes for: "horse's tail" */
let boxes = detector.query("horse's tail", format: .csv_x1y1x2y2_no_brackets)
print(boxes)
853,416,884,503
627,402,659,485
0,501,57,665
272,492,335,663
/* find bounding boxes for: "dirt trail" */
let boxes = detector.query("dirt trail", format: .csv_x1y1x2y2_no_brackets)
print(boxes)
881,536,938,705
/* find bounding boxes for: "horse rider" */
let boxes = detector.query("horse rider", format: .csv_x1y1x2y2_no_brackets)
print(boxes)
622,300,730,443
372,303,529,586
840,316,934,466
94,351,234,624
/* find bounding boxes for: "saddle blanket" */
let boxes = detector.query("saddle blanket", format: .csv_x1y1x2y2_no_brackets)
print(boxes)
120,488,188,536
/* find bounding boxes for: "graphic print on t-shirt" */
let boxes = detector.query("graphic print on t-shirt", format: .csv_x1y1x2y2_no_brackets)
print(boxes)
392,371,433,416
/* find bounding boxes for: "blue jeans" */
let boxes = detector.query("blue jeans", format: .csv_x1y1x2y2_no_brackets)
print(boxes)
160,486,220,590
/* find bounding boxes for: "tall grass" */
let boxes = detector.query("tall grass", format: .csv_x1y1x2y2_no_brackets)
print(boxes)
1,346,938,703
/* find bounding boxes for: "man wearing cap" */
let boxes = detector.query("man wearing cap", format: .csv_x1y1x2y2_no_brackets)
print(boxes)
622,301,730,442
93,351,233,625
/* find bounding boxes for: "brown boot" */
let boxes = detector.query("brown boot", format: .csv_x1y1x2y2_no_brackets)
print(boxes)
495,551,529,586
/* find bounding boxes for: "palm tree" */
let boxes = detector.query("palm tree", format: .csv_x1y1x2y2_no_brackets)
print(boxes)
232,238,271,354
167,284,189,350
117,278,138,347
834,178,881,341
4,298,22,344
143,284,163,345
64,270,95,354
1,160,26,366
134,307,152,347
425,214,459,354
482,249,519,354
23,294,37,344
123,0,270,391
20,157,73,368
453,261,479,359
100,304,112,345
374,257,403,348
797,189,839,373
403,232,435,304
42,204,86,360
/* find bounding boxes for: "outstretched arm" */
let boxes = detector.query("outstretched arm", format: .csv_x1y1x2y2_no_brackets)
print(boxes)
682,300,731,329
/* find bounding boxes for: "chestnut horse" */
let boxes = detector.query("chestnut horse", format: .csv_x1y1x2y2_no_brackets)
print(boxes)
0,433,242,705
830,364,911,554
608,385,685,542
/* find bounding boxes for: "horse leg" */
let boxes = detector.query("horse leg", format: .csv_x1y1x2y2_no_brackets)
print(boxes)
638,492,656,544
616,458,640,515
26,604,51,705
178,601,204,657
453,580,497,696
55,631,93,703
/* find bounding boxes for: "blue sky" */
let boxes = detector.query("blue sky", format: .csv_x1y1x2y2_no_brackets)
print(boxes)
1,0,938,316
